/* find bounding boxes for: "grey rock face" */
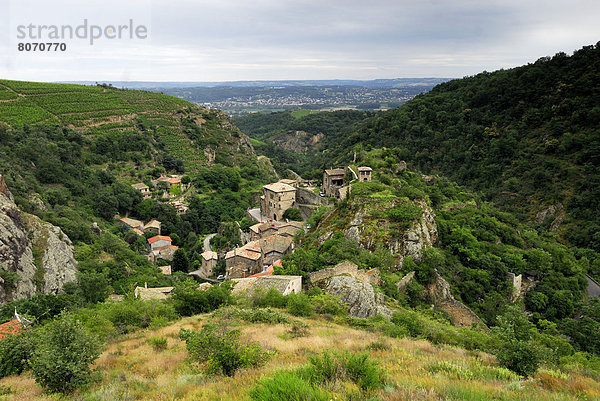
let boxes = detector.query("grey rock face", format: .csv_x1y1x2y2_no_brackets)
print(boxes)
323,275,391,319
0,176,77,304
342,198,437,265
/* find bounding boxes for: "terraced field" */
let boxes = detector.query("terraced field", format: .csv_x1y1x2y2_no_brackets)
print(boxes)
0,80,255,173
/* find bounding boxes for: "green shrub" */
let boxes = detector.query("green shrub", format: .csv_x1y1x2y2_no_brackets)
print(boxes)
249,372,330,401
30,313,102,393
0,333,31,378
298,351,384,393
391,310,425,337
310,293,348,316
343,352,384,392
76,299,178,338
172,279,232,316
180,323,270,376
213,306,291,324
283,208,302,221
303,351,340,384
253,287,287,309
286,293,314,317
147,336,168,352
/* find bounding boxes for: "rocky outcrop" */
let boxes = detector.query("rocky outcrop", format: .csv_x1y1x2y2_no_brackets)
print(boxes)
344,199,437,265
0,175,77,304
308,261,380,286
271,130,325,153
308,262,388,319
535,203,564,233
320,275,391,319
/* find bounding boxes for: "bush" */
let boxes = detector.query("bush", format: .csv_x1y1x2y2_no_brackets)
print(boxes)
180,323,270,376
250,372,330,401
298,351,384,393
172,279,232,316
286,293,314,317
214,307,291,324
30,313,102,393
147,336,168,352
76,298,178,338
252,287,287,309
343,352,384,391
0,333,31,378
283,208,303,221
310,293,348,316
492,306,542,377
391,310,425,337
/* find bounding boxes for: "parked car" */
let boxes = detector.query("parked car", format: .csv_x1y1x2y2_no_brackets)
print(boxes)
217,275,225,280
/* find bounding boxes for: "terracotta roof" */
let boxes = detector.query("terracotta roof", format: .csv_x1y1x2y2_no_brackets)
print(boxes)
132,183,149,190
273,259,283,268
357,166,372,171
249,223,262,234
241,240,262,254
0,319,23,339
144,219,161,229
148,235,172,244
133,228,144,236
325,168,346,176
263,182,296,193
201,251,218,260
225,248,261,261
120,217,143,228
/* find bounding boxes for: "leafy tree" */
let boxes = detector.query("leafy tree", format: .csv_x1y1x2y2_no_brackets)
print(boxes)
30,313,102,393
492,306,542,376
283,208,302,221
172,249,189,273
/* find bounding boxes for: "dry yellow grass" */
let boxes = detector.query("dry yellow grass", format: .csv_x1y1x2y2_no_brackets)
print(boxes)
1,312,600,401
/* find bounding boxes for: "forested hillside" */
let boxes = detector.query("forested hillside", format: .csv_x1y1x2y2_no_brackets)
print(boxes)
0,80,275,307
238,43,600,251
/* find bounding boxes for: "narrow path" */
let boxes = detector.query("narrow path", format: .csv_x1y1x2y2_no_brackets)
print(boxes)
203,233,217,252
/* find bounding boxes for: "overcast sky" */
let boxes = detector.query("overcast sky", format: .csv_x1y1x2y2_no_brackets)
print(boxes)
1,0,599,82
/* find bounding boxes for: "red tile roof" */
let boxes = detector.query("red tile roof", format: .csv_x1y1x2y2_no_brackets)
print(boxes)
0,319,23,339
148,235,172,244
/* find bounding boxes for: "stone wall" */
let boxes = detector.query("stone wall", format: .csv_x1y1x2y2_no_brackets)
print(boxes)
296,187,326,206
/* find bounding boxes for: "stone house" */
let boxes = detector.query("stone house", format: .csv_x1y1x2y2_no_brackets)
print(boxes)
144,219,162,235
132,183,151,199
120,217,144,232
225,248,262,278
357,166,372,182
148,235,173,250
135,285,174,300
259,234,294,266
275,221,303,238
322,168,346,197
200,250,218,277
260,182,297,221
149,245,178,262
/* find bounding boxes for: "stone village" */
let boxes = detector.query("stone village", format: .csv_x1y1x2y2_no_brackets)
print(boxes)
125,165,373,297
